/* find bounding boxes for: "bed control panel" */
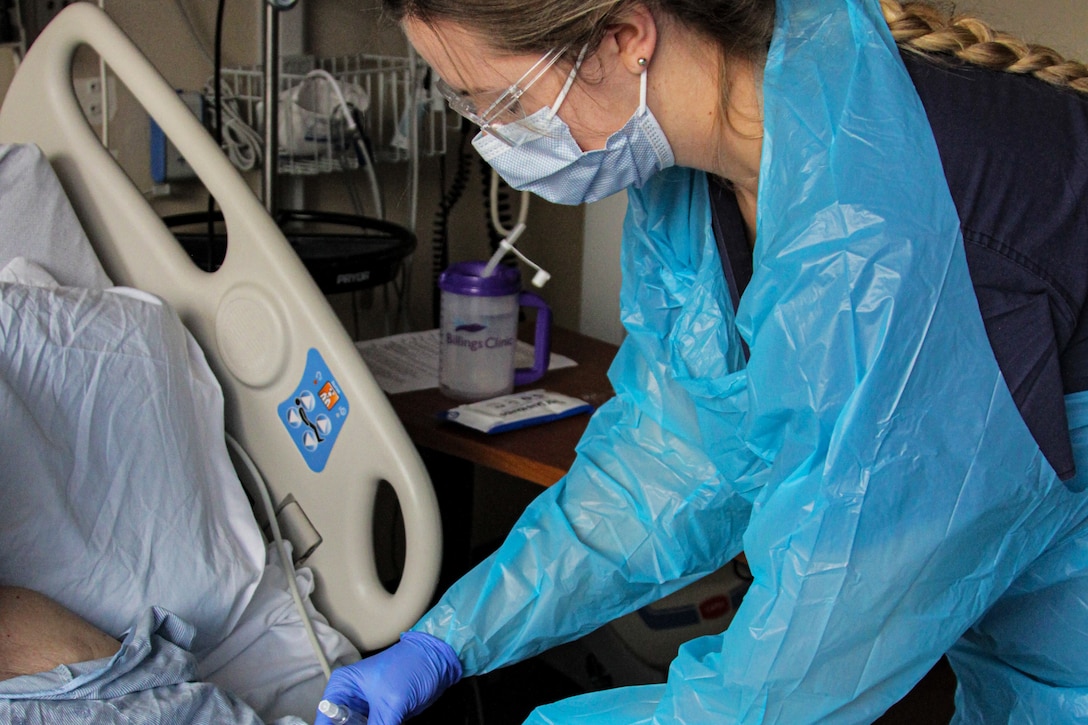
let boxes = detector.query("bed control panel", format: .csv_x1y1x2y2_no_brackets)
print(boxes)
278,348,350,472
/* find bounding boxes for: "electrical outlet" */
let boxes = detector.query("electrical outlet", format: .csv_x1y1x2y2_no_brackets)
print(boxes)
74,76,116,126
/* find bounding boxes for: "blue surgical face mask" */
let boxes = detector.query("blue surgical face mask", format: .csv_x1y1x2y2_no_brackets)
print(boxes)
472,67,675,205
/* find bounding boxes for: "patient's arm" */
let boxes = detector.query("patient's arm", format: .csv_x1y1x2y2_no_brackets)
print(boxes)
0,586,120,681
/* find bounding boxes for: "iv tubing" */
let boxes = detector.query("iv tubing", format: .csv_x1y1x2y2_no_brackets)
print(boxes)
304,69,384,220
225,433,333,680
485,170,549,284
490,169,529,237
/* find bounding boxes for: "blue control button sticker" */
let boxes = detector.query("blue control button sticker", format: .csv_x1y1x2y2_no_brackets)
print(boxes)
279,348,349,472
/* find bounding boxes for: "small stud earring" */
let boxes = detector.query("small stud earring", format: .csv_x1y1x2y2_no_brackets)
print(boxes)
637,57,648,67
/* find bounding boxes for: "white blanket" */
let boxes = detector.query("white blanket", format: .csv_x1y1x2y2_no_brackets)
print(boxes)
0,259,359,721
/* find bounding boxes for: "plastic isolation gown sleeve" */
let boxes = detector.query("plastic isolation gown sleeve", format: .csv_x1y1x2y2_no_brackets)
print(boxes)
416,167,761,671
416,0,1088,722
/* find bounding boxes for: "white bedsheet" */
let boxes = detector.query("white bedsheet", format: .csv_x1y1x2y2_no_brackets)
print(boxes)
0,144,112,288
199,541,361,722
0,258,360,722
0,260,266,654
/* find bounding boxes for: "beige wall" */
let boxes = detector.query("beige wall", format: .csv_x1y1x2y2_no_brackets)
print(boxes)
3,0,584,338
0,46,17,95
959,0,1087,59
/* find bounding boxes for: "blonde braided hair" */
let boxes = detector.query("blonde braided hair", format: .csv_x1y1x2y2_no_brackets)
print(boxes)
881,0,1088,93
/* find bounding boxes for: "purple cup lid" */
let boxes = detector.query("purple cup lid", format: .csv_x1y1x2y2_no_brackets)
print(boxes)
439,260,522,296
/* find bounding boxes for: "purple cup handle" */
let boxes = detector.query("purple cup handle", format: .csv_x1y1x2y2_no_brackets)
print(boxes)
514,291,551,386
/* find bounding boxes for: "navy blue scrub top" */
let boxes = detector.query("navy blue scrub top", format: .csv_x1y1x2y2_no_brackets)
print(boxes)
710,50,1088,481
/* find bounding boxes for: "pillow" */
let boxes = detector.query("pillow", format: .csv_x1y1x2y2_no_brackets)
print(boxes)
0,144,113,289
0,262,266,656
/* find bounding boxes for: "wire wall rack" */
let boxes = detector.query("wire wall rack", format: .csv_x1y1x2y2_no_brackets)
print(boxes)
212,54,448,176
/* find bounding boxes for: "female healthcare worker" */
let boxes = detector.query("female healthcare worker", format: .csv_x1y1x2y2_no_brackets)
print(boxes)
320,0,1088,722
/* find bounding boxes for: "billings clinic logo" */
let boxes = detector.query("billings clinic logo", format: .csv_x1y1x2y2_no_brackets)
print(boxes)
446,321,515,352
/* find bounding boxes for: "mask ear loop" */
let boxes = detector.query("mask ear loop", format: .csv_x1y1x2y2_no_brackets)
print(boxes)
547,44,589,120
637,62,649,114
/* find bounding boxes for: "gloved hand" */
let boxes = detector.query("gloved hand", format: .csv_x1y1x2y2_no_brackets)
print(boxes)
315,630,463,725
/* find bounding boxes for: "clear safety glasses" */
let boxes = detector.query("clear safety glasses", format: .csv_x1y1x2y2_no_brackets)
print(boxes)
435,46,572,146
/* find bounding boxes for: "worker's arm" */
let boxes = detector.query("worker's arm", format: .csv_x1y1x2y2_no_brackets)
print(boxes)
416,371,757,675
318,305,761,723
415,167,761,677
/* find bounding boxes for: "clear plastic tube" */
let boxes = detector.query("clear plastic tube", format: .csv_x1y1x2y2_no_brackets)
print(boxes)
318,699,365,724
480,222,550,287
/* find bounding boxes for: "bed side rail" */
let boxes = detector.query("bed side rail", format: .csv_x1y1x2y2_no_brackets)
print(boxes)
0,3,441,652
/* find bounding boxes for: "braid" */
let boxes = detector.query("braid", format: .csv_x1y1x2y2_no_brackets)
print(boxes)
881,0,1088,93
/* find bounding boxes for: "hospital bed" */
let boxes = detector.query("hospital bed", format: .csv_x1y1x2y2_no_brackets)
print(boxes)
0,3,441,720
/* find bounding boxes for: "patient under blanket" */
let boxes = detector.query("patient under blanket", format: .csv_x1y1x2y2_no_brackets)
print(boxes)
0,606,304,724
0,254,360,721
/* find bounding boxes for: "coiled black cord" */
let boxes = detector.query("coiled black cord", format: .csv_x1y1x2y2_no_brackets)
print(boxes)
430,118,474,326
204,0,227,271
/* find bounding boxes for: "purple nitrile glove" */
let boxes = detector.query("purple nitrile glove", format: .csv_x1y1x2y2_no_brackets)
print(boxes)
315,631,463,725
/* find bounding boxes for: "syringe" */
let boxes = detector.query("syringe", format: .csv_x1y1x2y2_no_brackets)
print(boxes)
318,699,365,724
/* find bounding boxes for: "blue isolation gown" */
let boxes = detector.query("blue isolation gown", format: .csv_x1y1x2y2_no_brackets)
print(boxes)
414,0,1088,721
